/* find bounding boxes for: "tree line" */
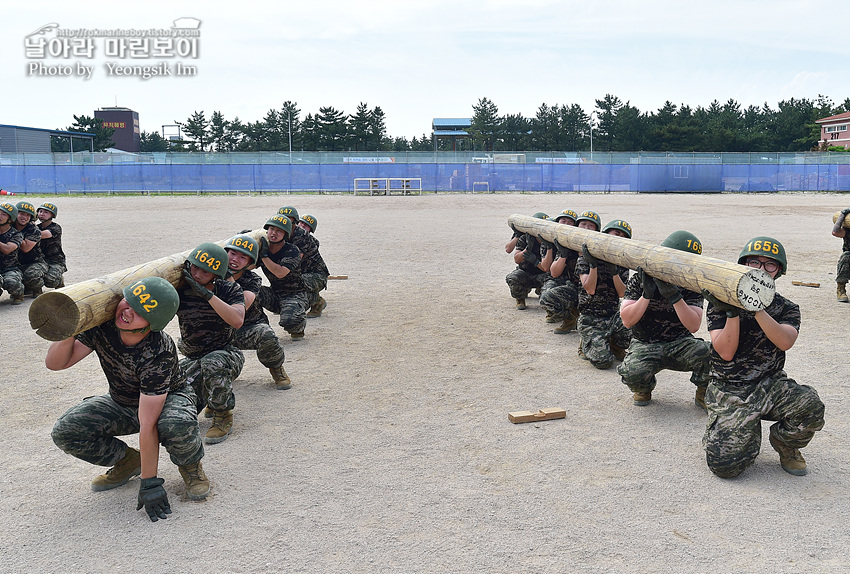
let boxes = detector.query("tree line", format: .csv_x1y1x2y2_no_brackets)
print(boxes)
54,94,850,154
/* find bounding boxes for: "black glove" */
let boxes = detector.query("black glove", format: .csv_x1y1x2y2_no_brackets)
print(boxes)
258,237,270,260
239,228,252,235
637,267,656,299
537,234,555,252
523,246,540,267
183,262,214,301
581,244,598,268
554,239,571,259
842,208,850,217
654,277,682,304
137,477,171,522
509,222,522,239
701,289,740,318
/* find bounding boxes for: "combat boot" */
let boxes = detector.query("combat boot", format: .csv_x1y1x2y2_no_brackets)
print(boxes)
11,295,24,305
694,386,707,413
306,296,327,318
290,330,305,341
178,461,211,500
632,391,652,406
838,283,849,303
515,298,527,310
545,311,558,323
534,287,542,297
769,434,807,476
31,286,43,299
270,365,292,390
205,410,233,444
202,406,214,419
57,278,65,288
554,315,577,334
91,447,141,491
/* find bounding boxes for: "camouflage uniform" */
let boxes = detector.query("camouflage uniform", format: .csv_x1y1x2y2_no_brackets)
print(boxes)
177,279,245,413
16,220,46,292
836,235,850,284
51,321,204,469
617,274,711,394
38,220,67,288
574,257,631,369
506,235,550,299
0,225,24,300
703,293,825,478
257,239,308,335
234,269,285,369
539,247,579,321
300,232,329,309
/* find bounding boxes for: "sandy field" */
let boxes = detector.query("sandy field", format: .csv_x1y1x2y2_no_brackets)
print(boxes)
2,191,850,573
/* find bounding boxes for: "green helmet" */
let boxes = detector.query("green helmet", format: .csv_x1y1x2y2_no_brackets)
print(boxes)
602,219,633,239
554,209,578,223
662,230,702,255
738,236,787,277
16,201,36,219
224,234,259,264
264,214,293,239
576,210,601,230
299,214,318,232
37,202,58,219
122,277,180,332
0,202,17,224
187,242,229,278
532,212,549,220
278,206,299,222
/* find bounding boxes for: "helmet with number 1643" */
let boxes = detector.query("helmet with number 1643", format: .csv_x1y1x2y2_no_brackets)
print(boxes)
187,242,229,278
122,277,180,332
738,236,787,277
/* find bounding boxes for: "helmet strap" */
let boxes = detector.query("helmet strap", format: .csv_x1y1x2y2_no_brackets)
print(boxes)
116,324,151,334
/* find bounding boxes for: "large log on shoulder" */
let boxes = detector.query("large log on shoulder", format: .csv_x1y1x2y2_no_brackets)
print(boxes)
509,214,774,311
29,230,267,341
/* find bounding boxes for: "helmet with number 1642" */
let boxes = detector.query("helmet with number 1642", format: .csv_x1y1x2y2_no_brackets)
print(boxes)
122,277,180,332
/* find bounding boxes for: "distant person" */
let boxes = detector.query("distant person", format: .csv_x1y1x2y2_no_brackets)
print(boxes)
505,212,553,310
702,237,824,477
0,202,24,304
539,209,581,333
13,200,46,298
37,201,67,289
831,207,850,302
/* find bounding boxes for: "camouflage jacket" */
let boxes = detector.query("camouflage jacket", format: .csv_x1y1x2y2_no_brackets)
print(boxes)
624,274,703,343
177,278,245,359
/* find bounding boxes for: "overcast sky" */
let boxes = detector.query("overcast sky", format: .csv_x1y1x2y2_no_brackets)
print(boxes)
3,0,848,142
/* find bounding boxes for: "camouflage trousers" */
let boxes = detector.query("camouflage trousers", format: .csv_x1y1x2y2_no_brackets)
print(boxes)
617,337,711,393
0,268,24,299
20,260,47,291
51,385,203,468
43,260,67,288
179,345,244,413
577,313,632,370
703,372,825,478
302,272,328,309
234,321,285,369
539,281,579,320
258,286,309,335
837,251,850,284
505,268,549,300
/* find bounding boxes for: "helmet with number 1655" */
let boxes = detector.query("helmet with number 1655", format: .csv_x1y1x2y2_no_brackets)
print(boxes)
738,236,787,277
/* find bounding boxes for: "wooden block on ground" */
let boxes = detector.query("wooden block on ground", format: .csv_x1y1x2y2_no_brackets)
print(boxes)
328,275,348,280
508,407,566,424
791,281,820,288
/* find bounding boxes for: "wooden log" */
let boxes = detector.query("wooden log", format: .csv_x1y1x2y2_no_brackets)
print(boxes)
791,281,820,288
832,211,850,229
508,408,566,424
29,230,267,342
328,275,348,280
509,214,775,311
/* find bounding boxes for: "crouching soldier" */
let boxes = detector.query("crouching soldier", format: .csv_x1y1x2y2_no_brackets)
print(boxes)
297,214,331,318
48,277,210,522
618,231,711,408
177,243,246,445
37,201,67,289
224,234,292,390
702,237,824,477
539,209,581,333
505,212,553,310
14,201,47,298
0,202,25,304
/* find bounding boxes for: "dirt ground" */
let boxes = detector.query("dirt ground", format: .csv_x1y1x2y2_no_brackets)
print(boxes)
2,192,850,573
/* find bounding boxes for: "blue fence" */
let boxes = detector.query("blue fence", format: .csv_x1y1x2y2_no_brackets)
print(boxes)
2,153,849,194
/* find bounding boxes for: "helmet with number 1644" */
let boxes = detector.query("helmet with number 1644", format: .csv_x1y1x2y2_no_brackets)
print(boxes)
224,234,259,265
